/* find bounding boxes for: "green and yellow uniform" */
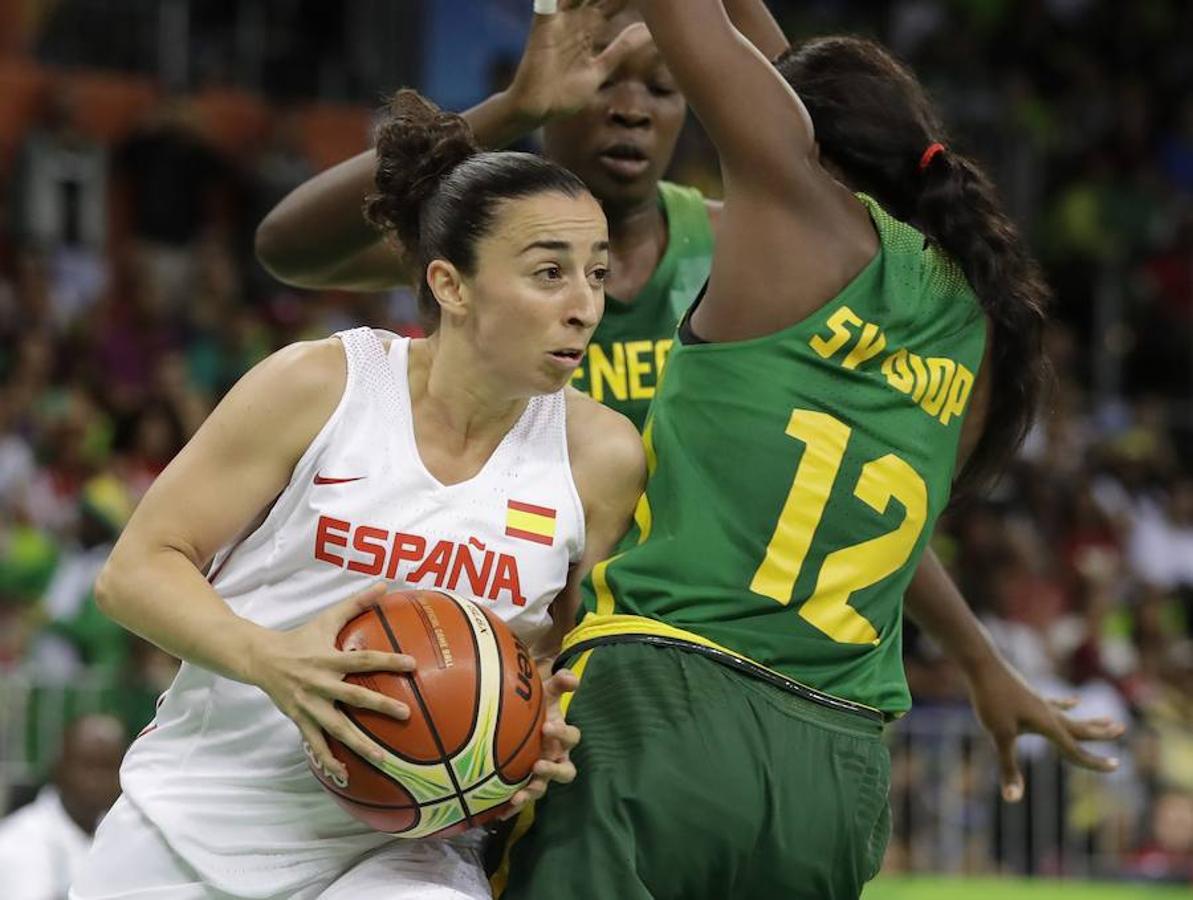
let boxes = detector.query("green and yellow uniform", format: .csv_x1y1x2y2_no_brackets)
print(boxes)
571,181,714,431
499,197,987,900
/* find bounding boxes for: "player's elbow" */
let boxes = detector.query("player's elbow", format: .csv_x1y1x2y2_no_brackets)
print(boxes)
93,556,124,620
94,549,141,626
254,212,307,286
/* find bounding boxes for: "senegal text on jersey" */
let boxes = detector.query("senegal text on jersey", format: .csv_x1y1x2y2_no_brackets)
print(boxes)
572,338,674,403
810,305,976,426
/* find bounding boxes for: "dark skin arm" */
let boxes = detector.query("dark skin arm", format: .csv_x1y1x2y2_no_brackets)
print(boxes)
254,1,647,291
630,0,1123,791
724,0,790,60
906,550,1122,800
253,94,534,291
631,0,876,343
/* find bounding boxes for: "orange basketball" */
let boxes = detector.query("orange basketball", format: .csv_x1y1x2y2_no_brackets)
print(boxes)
308,589,546,838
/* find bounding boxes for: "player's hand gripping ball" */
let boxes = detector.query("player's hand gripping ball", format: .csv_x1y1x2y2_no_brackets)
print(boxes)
308,589,546,838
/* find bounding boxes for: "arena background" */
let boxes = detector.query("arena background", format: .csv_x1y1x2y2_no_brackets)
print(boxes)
1,0,1191,896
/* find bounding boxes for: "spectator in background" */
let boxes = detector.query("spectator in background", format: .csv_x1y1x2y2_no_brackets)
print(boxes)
1138,644,1193,795
7,83,109,335
0,393,36,517
0,526,59,669
0,714,127,900
1159,98,1193,195
1125,790,1193,884
1129,476,1193,638
114,400,187,499
29,475,135,682
112,99,238,315
21,386,111,536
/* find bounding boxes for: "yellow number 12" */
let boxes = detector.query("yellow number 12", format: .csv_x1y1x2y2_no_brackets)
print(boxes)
749,410,928,646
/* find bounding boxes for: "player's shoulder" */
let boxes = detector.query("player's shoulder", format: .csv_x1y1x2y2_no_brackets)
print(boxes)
226,338,348,448
563,388,646,497
658,180,721,231
253,337,347,404
564,387,641,450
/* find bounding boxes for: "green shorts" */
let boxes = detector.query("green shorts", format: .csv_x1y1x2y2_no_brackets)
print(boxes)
495,641,890,900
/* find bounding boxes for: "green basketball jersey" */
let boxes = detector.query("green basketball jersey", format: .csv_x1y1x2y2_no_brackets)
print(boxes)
570,181,714,431
564,195,987,716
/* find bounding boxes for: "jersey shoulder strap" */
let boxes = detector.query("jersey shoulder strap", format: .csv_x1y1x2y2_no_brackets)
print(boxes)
658,181,716,322
854,193,982,335
659,180,715,258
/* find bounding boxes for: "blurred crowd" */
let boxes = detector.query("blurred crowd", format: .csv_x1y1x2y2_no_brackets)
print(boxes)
839,0,1193,886
0,0,1191,887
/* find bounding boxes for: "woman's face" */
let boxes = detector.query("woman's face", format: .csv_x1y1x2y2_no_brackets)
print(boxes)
542,13,686,213
437,190,609,396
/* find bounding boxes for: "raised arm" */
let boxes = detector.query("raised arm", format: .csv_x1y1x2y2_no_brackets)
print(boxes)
905,549,1123,801
632,0,810,184
254,92,536,291
630,0,876,341
724,0,789,63
255,4,647,291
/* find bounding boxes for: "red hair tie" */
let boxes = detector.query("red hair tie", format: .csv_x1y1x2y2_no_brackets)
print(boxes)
918,142,945,172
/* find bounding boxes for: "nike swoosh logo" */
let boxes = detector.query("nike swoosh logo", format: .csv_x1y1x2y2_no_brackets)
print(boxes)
313,474,366,486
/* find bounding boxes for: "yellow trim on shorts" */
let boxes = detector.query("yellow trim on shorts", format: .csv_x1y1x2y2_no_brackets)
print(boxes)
558,648,593,718
490,649,594,897
561,613,884,718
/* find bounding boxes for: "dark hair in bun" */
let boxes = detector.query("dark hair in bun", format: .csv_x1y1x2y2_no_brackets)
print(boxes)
365,89,590,331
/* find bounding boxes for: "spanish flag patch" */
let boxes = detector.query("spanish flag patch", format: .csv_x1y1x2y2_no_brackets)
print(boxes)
505,500,556,546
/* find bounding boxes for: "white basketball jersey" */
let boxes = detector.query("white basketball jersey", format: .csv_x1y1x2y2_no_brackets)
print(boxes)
118,328,584,897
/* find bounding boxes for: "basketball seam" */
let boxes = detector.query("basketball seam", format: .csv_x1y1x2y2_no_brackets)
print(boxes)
318,741,424,831
372,602,476,831
451,593,486,816
494,666,545,771
319,782,423,811
441,592,486,816
437,591,485,761
491,606,507,787
341,706,448,768
487,608,545,773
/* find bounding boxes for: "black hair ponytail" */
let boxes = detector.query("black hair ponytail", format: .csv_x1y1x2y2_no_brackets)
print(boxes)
776,37,1050,490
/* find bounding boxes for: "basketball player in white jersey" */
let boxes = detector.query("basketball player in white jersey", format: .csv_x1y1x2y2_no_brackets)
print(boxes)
70,89,645,900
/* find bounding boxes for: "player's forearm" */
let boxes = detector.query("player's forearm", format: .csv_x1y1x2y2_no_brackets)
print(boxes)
254,148,384,288
254,90,540,291
95,544,270,685
467,89,547,153
724,0,789,60
904,547,1003,675
631,0,814,176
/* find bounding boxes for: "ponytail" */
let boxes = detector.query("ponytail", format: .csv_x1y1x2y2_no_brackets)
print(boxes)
914,150,1050,489
776,37,1050,491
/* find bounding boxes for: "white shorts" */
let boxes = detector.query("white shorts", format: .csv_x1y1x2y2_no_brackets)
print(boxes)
70,796,491,900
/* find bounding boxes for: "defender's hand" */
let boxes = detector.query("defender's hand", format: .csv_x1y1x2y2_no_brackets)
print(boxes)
504,668,582,815
967,658,1125,802
507,0,650,124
